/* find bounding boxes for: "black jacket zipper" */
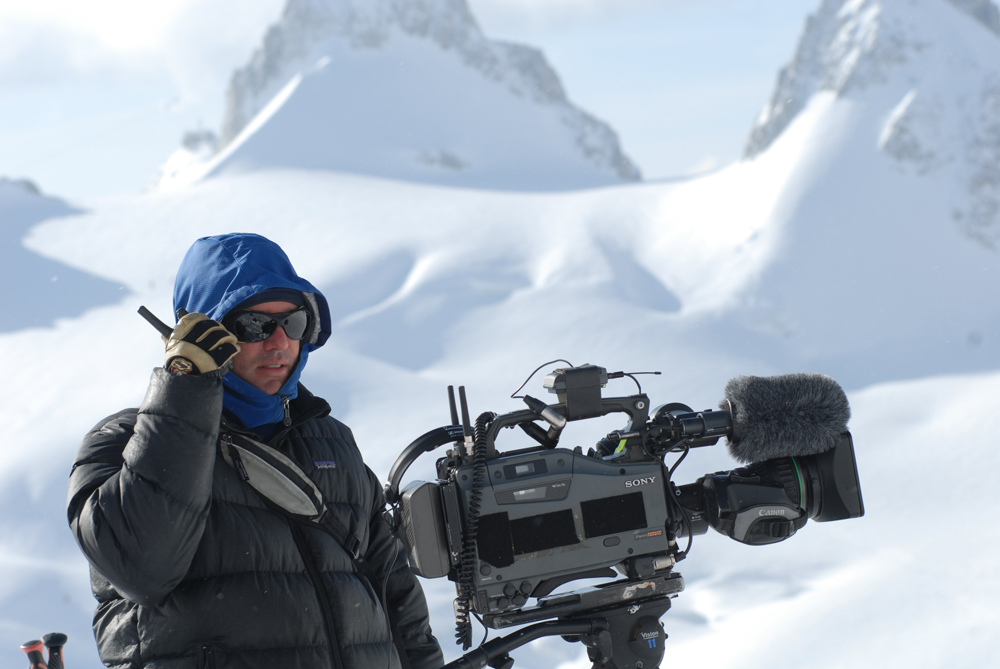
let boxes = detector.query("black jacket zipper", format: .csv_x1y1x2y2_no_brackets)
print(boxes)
288,520,345,669
219,391,328,449
198,644,216,669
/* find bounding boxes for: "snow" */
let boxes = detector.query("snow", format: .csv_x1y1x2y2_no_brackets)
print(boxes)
2,0,1000,667
0,179,124,333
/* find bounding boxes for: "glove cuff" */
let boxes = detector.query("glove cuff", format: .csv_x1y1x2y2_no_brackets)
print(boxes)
165,356,198,376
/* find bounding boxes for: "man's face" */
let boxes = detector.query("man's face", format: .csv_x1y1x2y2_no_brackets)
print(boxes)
229,300,302,395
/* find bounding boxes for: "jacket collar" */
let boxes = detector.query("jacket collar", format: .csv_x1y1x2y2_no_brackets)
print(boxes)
221,383,331,445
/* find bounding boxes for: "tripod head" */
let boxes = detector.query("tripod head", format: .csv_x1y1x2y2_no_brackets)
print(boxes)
445,574,683,669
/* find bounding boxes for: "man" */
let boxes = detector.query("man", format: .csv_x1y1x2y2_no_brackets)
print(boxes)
67,233,443,669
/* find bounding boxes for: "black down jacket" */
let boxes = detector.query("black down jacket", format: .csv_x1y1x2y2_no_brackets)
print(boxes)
67,369,443,669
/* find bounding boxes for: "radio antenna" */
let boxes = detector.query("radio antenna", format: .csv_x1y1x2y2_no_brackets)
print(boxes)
448,386,460,426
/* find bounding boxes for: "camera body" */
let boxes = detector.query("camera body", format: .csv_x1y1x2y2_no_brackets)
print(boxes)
389,363,864,644
402,448,671,612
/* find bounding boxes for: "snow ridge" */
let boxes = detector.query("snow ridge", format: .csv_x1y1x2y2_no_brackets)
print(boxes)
216,0,640,182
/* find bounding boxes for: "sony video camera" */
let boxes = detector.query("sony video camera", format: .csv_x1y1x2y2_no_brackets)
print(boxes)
384,364,864,669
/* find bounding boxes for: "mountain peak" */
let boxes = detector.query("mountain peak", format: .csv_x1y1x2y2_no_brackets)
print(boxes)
745,0,1000,248
219,0,486,146
746,0,1000,160
159,0,640,191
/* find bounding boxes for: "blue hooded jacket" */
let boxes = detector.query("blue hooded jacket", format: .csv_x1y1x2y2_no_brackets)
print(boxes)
172,233,332,431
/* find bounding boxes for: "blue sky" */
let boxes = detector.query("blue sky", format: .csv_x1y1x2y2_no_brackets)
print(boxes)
0,0,815,201
469,1,814,179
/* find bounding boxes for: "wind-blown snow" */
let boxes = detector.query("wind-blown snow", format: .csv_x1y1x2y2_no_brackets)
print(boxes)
1,0,999,667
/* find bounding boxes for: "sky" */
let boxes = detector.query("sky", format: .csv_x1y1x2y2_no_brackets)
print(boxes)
0,0,814,202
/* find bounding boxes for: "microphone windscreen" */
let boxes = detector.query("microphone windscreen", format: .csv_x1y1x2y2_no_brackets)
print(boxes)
721,373,850,463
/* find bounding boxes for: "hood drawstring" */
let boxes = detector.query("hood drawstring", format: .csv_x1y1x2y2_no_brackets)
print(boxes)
283,397,292,427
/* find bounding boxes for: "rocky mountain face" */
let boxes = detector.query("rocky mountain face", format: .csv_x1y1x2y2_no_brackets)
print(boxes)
745,0,1000,248
200,0,640,186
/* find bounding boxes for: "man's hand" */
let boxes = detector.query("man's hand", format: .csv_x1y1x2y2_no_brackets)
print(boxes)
164,313,240,375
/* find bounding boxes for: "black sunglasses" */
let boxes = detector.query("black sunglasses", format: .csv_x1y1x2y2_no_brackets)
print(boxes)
226,308,311,343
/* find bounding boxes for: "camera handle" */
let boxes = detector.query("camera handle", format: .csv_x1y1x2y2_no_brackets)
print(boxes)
385,425,466,504
386,392,654,504
485,395,650,459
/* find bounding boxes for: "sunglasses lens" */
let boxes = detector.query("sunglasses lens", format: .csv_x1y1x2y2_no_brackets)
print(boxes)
233,313,276,343
232,309,310,343
280,310,309,340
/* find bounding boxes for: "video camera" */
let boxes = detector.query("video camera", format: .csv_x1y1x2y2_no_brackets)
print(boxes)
385,364,864,669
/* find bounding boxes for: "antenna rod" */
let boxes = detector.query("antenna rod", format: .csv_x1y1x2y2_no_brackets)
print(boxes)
448,386,459,426
137,306,173,338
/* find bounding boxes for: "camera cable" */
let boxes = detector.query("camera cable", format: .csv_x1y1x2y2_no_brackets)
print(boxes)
472,611,490,648
454,411,496,650
606,370,661,394
509,359,574,398
655,439,695,560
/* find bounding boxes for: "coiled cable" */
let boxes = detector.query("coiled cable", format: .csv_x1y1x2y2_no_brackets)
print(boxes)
454,411,495,649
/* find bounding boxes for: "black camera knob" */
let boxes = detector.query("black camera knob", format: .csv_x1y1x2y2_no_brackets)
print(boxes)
627,616,666,662
497,597,510,609
520,581,533,595
512,593,527,607
503,583,517,598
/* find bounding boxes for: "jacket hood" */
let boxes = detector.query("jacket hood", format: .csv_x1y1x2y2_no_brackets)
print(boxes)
172,233,332,430
173,233,331,346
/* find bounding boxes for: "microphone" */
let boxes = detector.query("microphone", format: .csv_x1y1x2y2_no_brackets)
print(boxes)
721,373,850,463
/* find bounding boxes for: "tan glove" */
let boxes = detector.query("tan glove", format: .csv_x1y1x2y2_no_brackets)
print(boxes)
163,313,240,375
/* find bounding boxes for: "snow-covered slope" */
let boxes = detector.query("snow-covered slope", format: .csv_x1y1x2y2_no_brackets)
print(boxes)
0,178,123,332
156,0,640,192
8,154,999,668
2,0,999,667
